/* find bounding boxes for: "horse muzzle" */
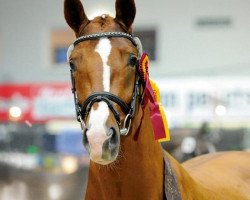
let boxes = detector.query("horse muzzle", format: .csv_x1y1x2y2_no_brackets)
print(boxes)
82,101,121,165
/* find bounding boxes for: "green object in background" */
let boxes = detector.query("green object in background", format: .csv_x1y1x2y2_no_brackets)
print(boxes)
26,145,39,154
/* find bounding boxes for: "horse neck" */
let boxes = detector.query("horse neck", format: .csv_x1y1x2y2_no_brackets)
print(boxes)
85,105,165,200
85,104,216,200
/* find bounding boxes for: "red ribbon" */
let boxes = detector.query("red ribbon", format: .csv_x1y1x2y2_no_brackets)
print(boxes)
142,77,167,140
133,52,168,141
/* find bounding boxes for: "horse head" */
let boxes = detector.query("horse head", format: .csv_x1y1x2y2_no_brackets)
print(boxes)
64,0,142,165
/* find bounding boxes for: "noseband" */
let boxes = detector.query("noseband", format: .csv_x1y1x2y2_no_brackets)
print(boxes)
68,32,143,136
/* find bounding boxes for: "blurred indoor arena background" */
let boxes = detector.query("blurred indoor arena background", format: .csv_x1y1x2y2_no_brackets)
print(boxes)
0,0,250,199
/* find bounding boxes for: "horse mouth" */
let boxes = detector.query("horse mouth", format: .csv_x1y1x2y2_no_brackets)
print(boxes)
91,157,117,165
83,126,120,165
89,144,120,165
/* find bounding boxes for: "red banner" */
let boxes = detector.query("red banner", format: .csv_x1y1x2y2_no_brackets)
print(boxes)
0,83,75,122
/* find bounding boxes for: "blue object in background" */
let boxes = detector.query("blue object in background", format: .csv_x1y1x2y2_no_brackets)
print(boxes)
56,129,87,156
43,133,56,152
55,47,68,63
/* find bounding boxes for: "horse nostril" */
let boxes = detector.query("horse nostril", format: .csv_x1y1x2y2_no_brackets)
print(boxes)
109,127,119,149
103,127,119,151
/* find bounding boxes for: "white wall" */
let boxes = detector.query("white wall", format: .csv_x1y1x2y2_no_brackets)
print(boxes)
0,0,250,83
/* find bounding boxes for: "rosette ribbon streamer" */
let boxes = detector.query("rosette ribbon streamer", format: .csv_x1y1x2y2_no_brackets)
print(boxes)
139,53,170,142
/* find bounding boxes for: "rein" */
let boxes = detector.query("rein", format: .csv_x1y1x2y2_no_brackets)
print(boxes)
68,32,143,136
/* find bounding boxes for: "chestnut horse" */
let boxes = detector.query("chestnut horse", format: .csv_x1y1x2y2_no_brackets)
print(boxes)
64,0,250,199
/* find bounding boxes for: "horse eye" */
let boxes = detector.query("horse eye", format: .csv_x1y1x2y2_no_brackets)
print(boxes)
128,54,138,67
69,60,77,71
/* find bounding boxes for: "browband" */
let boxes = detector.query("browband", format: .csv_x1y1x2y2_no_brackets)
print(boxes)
73,32,137,47
67,32,142,62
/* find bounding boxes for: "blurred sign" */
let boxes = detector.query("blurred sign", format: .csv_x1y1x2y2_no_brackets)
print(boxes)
1,78,250,125
155,77,250,127
0,83,75,122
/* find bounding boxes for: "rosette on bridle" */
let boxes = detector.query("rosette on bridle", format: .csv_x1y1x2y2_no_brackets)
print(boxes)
138,53,170,142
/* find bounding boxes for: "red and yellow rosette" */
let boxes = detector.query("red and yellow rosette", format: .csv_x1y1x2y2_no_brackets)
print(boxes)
138,53,149,83
139,53,170,142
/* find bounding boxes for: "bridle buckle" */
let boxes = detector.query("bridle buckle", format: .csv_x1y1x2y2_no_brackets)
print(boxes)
120,114,132,136
78,116,86,131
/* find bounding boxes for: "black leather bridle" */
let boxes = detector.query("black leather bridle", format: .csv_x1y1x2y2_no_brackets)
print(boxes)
68,32,142,136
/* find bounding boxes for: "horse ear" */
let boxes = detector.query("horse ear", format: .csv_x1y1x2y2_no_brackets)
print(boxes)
64,0,89,34
115,0,136,31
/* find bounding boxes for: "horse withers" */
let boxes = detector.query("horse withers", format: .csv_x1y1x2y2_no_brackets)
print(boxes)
64,0,250,199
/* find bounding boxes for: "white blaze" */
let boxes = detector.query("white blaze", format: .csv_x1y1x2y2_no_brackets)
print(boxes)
87,38,112,161
95,38,111,91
